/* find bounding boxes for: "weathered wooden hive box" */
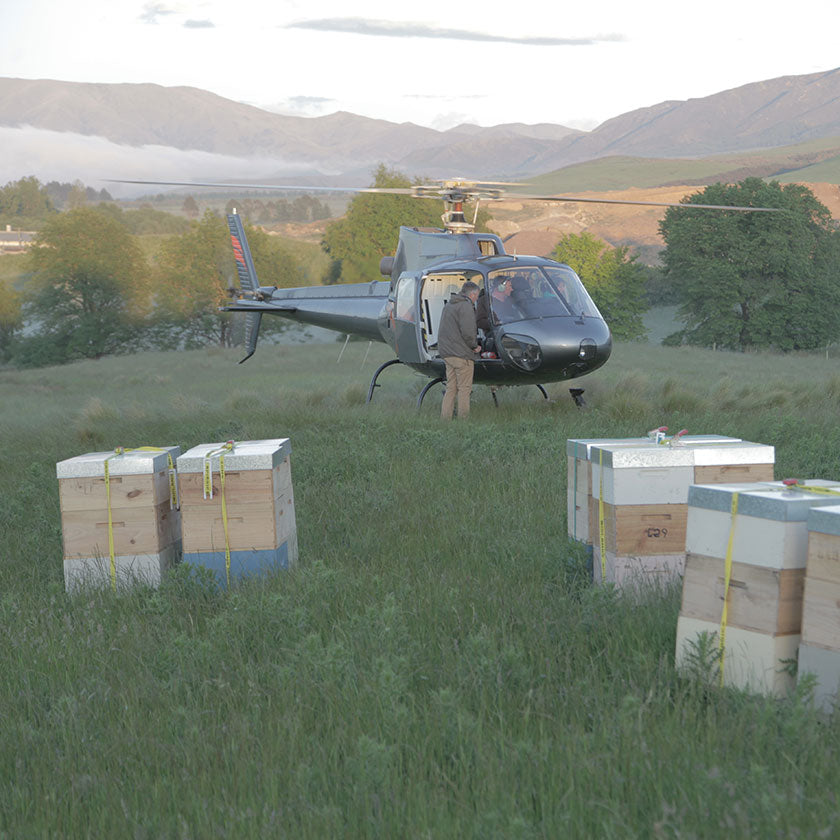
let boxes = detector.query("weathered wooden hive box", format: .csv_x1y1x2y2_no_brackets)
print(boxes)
57,447,181,591
798,504,840,711
566,435,744,546
676,480,840,697
177,439,297,587
589,440,775,586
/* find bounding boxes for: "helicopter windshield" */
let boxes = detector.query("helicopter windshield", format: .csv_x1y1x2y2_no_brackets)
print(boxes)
486,266,601,325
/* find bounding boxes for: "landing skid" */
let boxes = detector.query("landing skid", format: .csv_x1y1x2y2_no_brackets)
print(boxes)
490,384,548,407
417,377,445,409
366,358,403,403
569,388,586,408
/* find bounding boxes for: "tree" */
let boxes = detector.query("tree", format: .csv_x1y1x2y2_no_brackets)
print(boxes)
0,177,56,227
152,211,300,347
551,231,648,340
659,178,840,351
321,164,490,285
182,196,200,219
20,207,150,363
0,278,22,361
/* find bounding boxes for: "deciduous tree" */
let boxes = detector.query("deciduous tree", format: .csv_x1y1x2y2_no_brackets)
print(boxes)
551,231,647,340
21,207,150,362
659,178,840,351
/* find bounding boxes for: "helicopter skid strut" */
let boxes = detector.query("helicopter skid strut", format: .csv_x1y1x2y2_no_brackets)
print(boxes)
366,358,403,403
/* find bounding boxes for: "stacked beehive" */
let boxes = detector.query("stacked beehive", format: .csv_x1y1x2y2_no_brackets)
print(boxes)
57,447,181,591
566,435,743,547
676,480,840,696
589,440,775,586
177,439,298,587
798,504,840,711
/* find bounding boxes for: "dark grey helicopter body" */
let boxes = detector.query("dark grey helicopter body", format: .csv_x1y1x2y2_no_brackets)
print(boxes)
227,219,611,390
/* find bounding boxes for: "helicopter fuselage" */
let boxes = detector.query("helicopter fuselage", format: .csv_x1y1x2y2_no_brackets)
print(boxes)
230,226,612,386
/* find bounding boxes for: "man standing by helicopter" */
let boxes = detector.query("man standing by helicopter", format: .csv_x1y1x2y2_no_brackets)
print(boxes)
438,280,482,420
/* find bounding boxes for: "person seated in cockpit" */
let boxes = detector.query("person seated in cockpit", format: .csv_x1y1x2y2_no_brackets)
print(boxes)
489,276,520,323
475,288,492,333
510,275,542,318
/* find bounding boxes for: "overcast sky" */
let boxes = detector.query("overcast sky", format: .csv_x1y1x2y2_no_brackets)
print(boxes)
1,0,839,131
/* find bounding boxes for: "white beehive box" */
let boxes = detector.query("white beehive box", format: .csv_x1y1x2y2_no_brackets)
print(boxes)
677,480,840,696
177,439,298,587
589,440,775,587
56,446,181,591
799,504,840,711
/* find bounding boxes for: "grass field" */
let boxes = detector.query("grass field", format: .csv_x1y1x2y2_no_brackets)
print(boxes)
522,136,840,194
3,340,840,837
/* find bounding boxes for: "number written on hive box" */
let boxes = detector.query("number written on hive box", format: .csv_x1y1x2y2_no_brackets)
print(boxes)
645,527,669,539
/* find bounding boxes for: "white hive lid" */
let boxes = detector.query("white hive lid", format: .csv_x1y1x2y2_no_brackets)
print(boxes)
590,443,695,469
565,434,740,459
177,439,291,473
691,441,775,466
808,503,840,537
56,446,181,479
688,480,840,522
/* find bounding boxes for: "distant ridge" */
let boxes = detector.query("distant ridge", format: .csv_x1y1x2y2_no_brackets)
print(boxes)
1,69,840,182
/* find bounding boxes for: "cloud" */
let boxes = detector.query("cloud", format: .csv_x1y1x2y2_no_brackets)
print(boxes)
184,19,214,29
138,3,178,24
286,17,623,47
0,126,314,198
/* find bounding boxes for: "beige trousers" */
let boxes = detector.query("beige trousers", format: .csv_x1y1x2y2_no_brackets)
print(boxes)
441,357,475,420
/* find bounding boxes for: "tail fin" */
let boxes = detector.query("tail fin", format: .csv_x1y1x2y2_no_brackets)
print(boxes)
228,212,259,294
227,212,263,364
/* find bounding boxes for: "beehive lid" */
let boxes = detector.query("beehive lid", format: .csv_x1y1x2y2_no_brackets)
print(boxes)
56,446,181,479
691,441,775,466
590,443,695,469
688,480,840,521
566,434,739,459
177,439,291,473
808,504,840,537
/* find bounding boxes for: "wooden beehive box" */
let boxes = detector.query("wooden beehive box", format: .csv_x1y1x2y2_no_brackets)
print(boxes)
677,480,840,697
590,440,774,587
56,446,181,591
799,504,840,711
177,439,297,587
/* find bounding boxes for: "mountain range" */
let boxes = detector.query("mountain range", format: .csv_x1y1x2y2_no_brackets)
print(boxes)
2,69,840,186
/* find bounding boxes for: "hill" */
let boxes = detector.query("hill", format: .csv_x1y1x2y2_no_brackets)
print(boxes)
2,69,840,183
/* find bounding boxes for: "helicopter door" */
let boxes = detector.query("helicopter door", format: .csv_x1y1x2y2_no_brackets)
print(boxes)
420,273,482,358
393,274,423,364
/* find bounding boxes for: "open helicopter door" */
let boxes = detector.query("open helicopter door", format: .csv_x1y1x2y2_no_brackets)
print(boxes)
419,273,483,359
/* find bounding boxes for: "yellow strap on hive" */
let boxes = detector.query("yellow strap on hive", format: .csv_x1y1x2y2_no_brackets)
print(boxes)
598,448,606,582
719,491,739,687
103,448,125,592
783,480,840,498
203,441,235,588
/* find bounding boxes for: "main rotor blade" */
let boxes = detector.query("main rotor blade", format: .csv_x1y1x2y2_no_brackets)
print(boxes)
106,179,418,195
506,192,781,212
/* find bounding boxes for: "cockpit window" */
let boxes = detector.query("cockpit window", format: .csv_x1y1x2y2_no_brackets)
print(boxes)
485,266,601,324
543,266,601,318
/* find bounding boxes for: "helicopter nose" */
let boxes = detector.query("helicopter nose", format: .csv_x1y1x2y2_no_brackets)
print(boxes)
498,318,611,376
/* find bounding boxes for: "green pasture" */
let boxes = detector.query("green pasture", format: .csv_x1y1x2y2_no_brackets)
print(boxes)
2,341,840,837
524,136,840,194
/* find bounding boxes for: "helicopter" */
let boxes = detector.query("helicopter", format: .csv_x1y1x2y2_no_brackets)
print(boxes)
115,177,779,408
